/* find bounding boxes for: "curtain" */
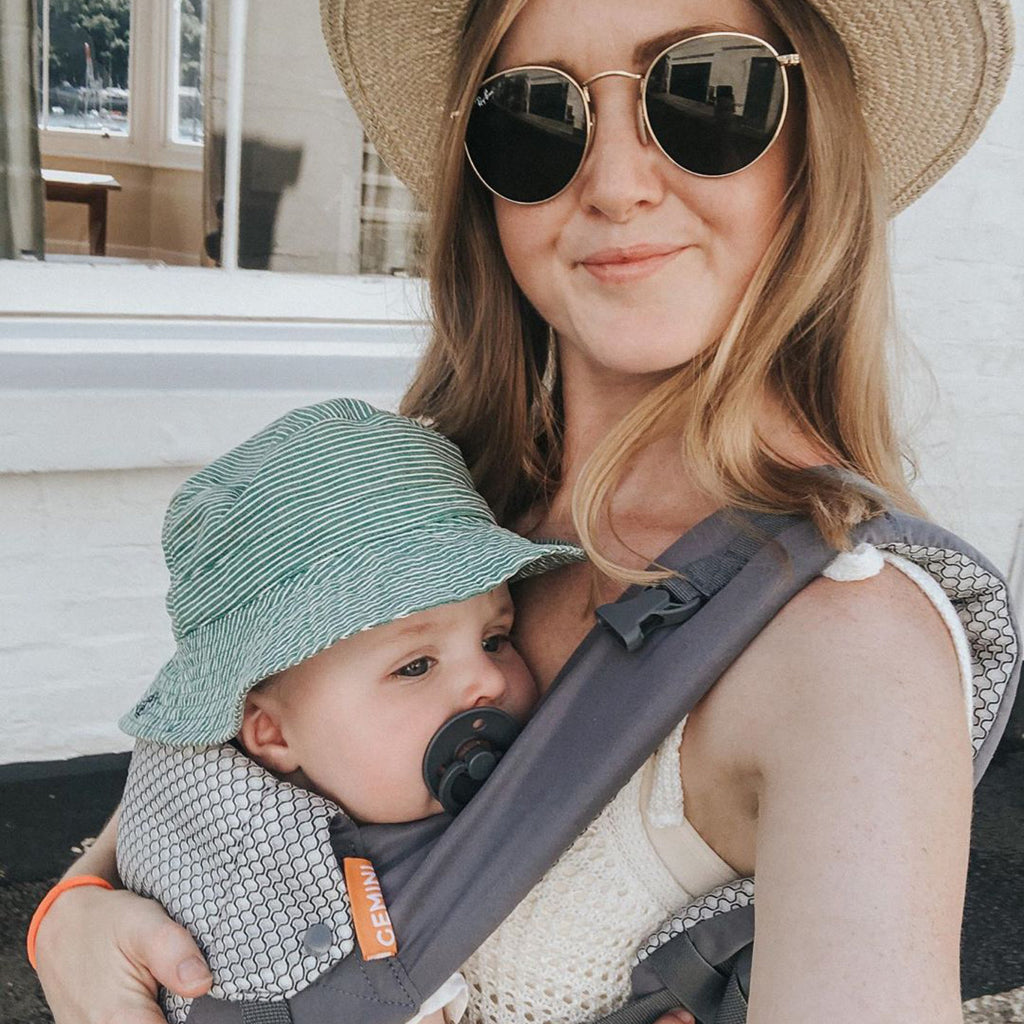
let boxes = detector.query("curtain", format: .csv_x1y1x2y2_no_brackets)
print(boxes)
0,0,45,259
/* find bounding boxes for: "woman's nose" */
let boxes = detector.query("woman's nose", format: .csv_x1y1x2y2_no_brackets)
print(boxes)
575,81,665,220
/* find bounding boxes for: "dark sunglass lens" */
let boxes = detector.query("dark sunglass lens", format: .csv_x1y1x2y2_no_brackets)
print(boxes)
644,36,787,176
465,69,588,203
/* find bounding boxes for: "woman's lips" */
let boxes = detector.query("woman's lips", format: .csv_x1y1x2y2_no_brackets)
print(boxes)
579,245,689,283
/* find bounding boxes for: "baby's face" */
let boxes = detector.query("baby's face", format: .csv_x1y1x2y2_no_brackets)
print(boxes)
249,584,537,823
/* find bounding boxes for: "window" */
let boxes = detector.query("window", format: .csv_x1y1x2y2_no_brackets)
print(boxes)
19,0,421,276
34,0,206,170
36,0,133,137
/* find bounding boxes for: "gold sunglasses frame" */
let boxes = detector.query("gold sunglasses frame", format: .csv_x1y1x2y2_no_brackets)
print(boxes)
463,31,801,205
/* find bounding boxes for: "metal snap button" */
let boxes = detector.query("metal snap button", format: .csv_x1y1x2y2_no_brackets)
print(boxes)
302,923,334,955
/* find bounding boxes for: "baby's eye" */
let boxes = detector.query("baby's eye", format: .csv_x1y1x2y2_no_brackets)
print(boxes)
394,657,433,678
482,634,511,654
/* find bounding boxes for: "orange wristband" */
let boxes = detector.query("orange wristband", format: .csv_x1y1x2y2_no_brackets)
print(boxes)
26,875,115,971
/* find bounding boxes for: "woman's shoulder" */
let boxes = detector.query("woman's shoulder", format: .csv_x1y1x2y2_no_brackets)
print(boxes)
696,553,968,779
678,550,972,874
770,557,959,690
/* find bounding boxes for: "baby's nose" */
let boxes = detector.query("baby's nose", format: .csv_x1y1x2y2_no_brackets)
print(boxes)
462,657,509,709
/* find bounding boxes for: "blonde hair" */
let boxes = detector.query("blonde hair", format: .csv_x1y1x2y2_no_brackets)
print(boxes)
401,0,924,582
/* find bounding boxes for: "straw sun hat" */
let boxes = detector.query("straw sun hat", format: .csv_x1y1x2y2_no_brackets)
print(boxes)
121,398,585,746
320,0,1015,214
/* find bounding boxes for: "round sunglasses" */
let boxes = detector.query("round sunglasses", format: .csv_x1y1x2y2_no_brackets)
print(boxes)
464,32,801,205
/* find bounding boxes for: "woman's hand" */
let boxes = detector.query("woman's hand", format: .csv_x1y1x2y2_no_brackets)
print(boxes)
652,1011,695,1024
34,881,212,1024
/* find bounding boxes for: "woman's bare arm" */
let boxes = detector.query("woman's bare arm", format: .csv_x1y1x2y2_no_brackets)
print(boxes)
33,805,212,1024
744,566,971,1023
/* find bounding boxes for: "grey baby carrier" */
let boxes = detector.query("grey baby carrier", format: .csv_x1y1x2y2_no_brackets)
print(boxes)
118,498,1021,1024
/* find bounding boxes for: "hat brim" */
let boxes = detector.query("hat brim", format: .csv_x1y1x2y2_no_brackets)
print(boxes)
121,524,585,745
320,0,1014,214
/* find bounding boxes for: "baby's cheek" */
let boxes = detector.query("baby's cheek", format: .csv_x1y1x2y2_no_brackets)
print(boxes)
358,742,439,823
507,659,541,721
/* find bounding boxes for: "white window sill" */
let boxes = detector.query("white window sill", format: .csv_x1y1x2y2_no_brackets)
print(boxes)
40,129,204,173
0,262,429,473
0,260,428,320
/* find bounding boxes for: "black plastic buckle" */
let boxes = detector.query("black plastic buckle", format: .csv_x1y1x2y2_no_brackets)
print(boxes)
596,586,704,653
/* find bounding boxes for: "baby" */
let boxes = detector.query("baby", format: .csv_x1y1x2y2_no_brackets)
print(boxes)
116,397,584,1023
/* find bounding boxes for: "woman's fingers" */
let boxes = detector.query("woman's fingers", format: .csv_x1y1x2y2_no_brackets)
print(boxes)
118,894,213,998
652,1011,696,1024
33,885,212,1024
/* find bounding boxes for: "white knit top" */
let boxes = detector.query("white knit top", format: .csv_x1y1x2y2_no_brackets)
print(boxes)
457,544,975,1024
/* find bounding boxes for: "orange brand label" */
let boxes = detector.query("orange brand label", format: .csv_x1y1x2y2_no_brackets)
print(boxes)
342,857,398,961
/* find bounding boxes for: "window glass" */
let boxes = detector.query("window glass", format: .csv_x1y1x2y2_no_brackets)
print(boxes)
172,0,204,144
360,139,426,276
26,0,422,277
37,0,132,136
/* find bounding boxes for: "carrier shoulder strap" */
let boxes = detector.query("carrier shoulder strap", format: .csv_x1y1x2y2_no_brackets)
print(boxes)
183,502,1020,1024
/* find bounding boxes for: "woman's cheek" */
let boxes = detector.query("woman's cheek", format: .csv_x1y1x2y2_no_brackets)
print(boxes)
495,203,562,310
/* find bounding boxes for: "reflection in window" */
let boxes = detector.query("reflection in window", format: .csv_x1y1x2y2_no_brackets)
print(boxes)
359,139,425,276
36,0,132,136
171,0,205,144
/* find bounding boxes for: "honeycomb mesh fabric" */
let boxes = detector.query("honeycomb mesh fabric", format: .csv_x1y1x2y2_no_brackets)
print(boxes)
117,740,355,1023
881,543,1018,754
634,880,756,965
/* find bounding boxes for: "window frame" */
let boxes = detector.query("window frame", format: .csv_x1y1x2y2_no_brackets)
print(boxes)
167,0,204,148
37,0,203,172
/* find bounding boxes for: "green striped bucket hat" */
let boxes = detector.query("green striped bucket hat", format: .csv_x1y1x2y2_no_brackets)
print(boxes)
120,398,585,746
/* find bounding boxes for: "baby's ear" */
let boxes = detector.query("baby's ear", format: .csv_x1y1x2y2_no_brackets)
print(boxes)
238,691,300,774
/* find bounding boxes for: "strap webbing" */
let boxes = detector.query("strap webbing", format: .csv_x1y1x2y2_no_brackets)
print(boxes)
663,511,796,600
591,990,682,1024
714,971,749,1024
596,512,799,652
241,1002,293,1024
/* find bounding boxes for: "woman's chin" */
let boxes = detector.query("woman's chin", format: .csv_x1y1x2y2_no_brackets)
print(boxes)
560,325,714,383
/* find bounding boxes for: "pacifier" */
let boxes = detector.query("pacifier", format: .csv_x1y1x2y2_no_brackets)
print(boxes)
422,707,521,816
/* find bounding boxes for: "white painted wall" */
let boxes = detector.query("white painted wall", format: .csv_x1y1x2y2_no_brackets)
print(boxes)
0,269,426,765
891,13,1024,573
1,8,1022,766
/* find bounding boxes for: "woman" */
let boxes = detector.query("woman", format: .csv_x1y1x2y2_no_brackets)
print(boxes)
32,0,1016,1021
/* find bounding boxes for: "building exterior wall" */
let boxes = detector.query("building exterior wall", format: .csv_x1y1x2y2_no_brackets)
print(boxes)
1,15,1022,768
891,31,1024,575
